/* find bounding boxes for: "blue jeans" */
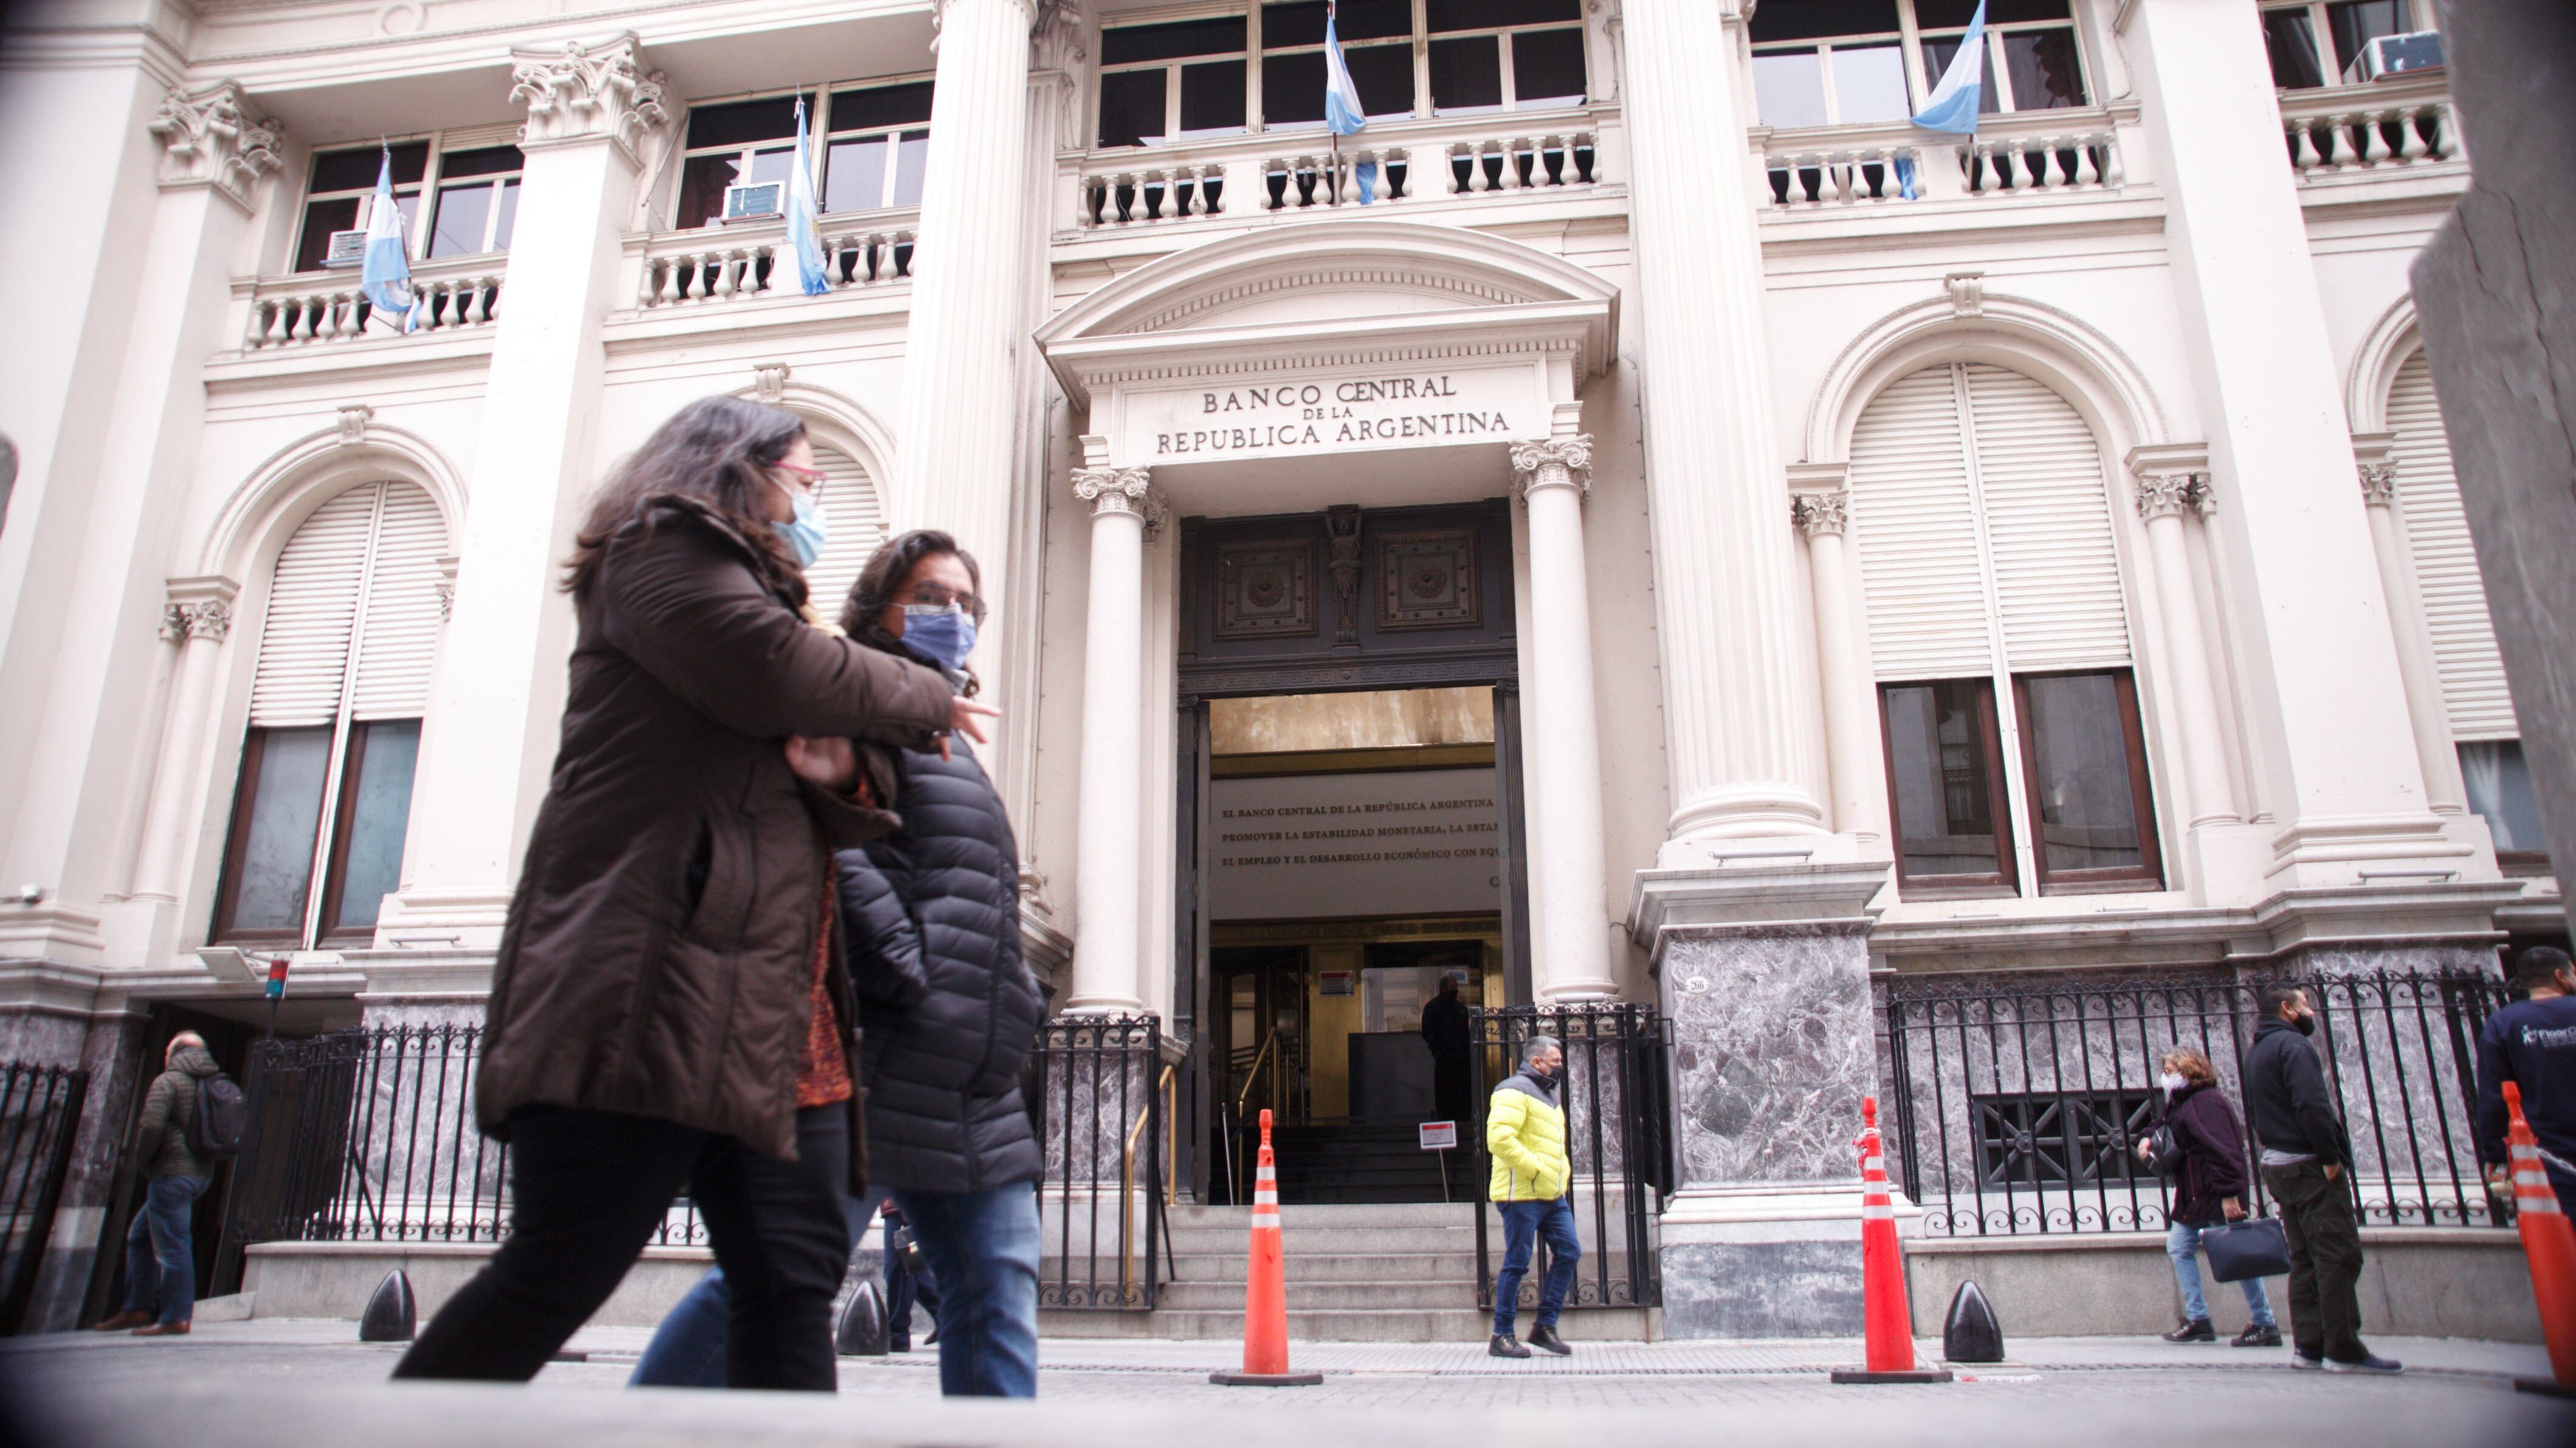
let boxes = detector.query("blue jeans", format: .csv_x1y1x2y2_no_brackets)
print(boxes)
630,1267,733,1388
890,1184,1039,1398
122,1176,208,1325
2167,1220,2276,1326
1492,1197,1580,1337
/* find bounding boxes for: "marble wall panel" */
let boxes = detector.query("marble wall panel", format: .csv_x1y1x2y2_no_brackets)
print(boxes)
1662,923,1876,1189
1660,1240,1864,1337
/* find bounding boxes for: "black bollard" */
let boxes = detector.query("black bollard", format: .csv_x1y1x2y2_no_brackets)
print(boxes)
359,1269,416,1343
836,1278,888,1357
1942,1279,2005,1364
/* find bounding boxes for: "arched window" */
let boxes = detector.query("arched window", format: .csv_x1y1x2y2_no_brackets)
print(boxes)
2388,350,2543,859
797,441,889,619
1848,361,2160,897
213,481,447,945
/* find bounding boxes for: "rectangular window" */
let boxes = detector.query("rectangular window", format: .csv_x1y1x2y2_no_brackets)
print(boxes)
824,80,934,213
677,83,936,229
319,720,422,940
425,145,523,259
2013,670,2163,892
1753,0,2084,128
1098,15,1250,147
292,142,426,274
2262,1,2418,88
212,726,336,942
2461,740,2549,863
1880,678,2017,894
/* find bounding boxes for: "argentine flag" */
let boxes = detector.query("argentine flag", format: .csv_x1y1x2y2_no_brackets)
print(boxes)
359,148,422,332
787,95,831,296
1895,1,1986,199
1322,5,1378,204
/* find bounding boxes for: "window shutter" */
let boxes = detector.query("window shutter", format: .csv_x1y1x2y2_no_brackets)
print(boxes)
350,483,450,720
1964,364,2130,671
800,444,889,621
1850,365,1994,679
247,489,375,728
2389,352,2516,740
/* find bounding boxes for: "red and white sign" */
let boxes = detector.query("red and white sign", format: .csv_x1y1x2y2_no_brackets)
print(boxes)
1418,1121,1458,1151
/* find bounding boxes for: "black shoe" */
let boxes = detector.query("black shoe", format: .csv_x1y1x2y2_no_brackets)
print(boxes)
888,1338,911,1353
1489,1333,1531,1359
2324,1353,2403,1374
2161,1319,2216,1343
2233,1324,2282,1348
1527,1324,1572,1356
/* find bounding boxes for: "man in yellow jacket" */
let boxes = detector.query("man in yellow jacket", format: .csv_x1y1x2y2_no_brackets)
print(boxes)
1486,1035,1578,1357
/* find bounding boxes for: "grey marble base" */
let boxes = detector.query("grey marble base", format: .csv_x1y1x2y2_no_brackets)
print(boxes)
1659,1239,1865,1338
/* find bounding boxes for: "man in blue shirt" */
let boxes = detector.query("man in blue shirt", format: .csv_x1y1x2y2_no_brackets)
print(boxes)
2477,946,2576,1219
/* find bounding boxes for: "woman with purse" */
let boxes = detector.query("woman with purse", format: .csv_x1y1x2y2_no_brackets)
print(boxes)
2141,1047,2282,1346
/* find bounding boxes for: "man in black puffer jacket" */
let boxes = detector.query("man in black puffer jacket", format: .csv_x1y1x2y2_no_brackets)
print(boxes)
2242,982,2397,1374
833,531,1044,1399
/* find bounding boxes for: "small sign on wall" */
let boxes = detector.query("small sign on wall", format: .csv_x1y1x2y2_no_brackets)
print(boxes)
1319,970,1356,996
1418,1120,1458,1150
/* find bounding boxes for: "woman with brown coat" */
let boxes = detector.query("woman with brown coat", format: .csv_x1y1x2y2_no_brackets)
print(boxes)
394,396,983,1388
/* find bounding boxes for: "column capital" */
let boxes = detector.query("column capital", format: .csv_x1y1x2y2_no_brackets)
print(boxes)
508,34,668,164
1790,489,1848,539
2349,430,2399,507
1072,465,1156,521
1510,435,1594,497
931,0,1047,47
2126,441,2215,521
158,576,240,643
146,82,282,212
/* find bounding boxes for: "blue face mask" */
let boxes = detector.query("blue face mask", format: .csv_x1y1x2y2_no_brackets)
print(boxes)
901,604,977,672
771,483,828,568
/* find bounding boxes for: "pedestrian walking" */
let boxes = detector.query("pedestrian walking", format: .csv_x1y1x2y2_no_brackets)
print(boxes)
834,531,1045,1399
1421,972,1472,1129
92,1033,222,1336
2478,946,2576,1219
393,396,976,1390
1486,1034,1577,1359
2139,1047,2281,1346
2242,982,2400,1374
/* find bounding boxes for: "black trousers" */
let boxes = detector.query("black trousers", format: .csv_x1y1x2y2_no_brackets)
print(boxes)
394,1106,850,1389
2262,1160,2369,1362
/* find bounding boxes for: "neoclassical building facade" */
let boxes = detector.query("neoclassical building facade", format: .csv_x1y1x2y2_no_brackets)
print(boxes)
0,0,2554,1333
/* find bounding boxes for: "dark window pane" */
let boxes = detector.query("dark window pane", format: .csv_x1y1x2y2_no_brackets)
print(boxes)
1264,52,1329,124
677,153,748,229
2461,741,2550,855
1180,58,1249,134
892,131,929,207
828,80,935,132
223,726,333,936
1511,28,1588,106
687,98,799,150
1833,41,1912,121
1750,0,1899,43
436,145,522,180
492,179,518,249
1884,681,2007,881
1430,0,1580,31
326,720,419,936
2001,27,2085,109
2263,10,2329,88
295,197,360,272
311,142,426,193
1923,37,2003,114
1430,35,1504,112
825,135,890,212
1343,41,1417,117
1333,0,1414,41
1917,0,2067,25
1263,1,1329,49
1752,49,1831,129
427,182,493,258
2021,673,2144,876
1098,68,1168,147
1102,16,1246,63
2326,0,2407,74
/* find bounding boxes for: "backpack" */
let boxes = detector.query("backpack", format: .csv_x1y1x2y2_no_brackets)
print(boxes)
181,1070,249,1162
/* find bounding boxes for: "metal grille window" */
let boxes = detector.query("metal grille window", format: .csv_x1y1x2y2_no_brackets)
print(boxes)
213,483,447,947
675,80,935,231
1971,1088,2157,1187
291,133,524,274
1751,0,2087,129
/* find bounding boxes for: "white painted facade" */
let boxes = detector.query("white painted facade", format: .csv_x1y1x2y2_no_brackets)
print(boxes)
0,0,2558,1297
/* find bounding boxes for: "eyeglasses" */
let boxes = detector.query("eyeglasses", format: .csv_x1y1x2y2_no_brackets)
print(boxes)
774,461,827,492
900,584,981,614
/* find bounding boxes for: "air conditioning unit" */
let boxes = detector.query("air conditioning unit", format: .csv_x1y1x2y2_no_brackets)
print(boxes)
721,182,785,222
2344,30,2445,84
322,229,368,269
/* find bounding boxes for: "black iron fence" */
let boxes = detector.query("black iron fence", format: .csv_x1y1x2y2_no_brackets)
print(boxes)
1468,1003,1672,1311
0,1063,88,1334
1878,968,2514,1237
1030,1013,1169,1311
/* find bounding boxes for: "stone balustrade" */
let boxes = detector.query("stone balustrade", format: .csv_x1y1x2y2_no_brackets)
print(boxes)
1759,108,2127,208
238,261,501,350
2278,77,2458,180
1076,163,1227,227
633,218,916,310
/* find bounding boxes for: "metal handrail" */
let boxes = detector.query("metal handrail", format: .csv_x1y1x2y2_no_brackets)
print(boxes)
1118,1064,1177,1302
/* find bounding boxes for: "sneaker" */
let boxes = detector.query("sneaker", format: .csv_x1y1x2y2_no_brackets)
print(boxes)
2161,1319,2216,1343
1527,1324,1572,1356
1489,1333,1532,1359
2291,1351,2325,1371
2324,1354,2403,1374
2233,1324,2282,1348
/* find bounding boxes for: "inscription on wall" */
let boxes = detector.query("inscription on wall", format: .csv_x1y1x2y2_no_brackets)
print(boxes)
1118,365,1543,464
1211,768,1501,920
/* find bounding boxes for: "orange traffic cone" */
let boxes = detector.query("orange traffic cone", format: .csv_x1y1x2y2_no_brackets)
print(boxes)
1832,1096,1951,1384
1210,1108,1321,1387
2504,1081,2576,1399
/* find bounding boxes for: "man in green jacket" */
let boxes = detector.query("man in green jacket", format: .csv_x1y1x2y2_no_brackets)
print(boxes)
1486,1035,1577,1359
93,1033,220,1336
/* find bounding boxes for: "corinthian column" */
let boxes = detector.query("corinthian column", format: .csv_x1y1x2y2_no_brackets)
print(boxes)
1064,457,1155,1015
1619,0,1827,855
129,580,239,908
2127,452,2237,830
1790,481,1886,843
2349,436,2467,815
1512,431,1615,1001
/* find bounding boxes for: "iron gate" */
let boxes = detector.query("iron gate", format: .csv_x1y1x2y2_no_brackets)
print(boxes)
1467,1003,1671,1310
0,1063,88,1334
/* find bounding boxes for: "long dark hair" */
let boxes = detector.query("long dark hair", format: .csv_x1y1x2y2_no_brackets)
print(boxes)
563,396,807,605
839,529,985,696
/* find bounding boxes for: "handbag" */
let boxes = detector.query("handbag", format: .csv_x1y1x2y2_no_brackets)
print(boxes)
2141,1122,2184,1179
2200,1215,2293,1283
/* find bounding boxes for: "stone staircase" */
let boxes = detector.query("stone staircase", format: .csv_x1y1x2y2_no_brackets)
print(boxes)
1039,1202,1657,1342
